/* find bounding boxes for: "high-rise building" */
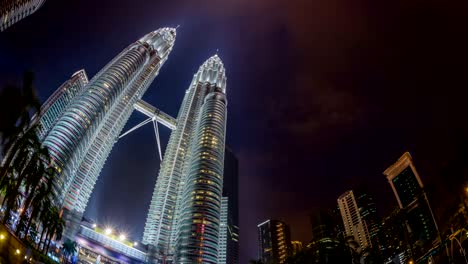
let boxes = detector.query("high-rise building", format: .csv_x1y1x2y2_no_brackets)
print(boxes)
257,219,291,264
33,70,89,141
308,209,351,263
0,0,46,31
354,188,380,245
218,147,239,264
337,190,372,250
290,241,303,256
40,28,176,238
310,209,337,242
142,55,228,264
383,152,439,246
218,196,229,264
62,29,176,233
174,55,228,264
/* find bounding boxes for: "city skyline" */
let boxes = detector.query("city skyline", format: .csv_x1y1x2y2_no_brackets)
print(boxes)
1,0,468,262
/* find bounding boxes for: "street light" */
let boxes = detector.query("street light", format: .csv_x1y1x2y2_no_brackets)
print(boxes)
133,242,138,247
0,234,5,240
92,224,97,228
118,234,126,241
105,228,113,235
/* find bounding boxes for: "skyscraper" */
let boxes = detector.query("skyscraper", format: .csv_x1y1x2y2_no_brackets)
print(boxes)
40,28,176,237
174,55,227,264
218,196,229,264
290,241,303,256
337,190,372,250
354,188,380,245
142,55,227,264
310,209,338,242
33,70,89,141
0,0,46,31
218,147,239,264
383,152,439,246
257,219,291,264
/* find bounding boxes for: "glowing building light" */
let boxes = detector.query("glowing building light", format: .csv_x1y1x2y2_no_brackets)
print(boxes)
105,228,113,235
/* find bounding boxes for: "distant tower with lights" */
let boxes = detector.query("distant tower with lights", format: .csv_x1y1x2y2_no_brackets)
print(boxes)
354,188,380,245
257,219,291,264
291,241,303,256
337,190,372,250
0,0,46,31
383,152,439,246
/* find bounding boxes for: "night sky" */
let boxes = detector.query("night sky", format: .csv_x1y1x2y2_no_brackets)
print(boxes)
1,0,468,262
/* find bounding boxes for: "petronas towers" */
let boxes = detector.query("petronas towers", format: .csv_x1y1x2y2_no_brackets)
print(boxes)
35,27,230,263
143,55,227,263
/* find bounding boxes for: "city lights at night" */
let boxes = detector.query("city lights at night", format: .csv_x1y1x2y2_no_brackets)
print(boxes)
1,0,468,263
105,228,113,236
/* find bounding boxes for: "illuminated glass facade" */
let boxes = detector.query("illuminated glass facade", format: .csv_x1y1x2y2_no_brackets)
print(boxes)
174,55,227,264
257,219,291,264
142,55,228,264
33,70,89,141
0,0,46,31
383,152,439,246
41,29,176,234
63,30,175,214
142,59,215,258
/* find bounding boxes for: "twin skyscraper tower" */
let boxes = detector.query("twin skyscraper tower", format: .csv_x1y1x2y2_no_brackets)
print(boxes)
37,28,230,263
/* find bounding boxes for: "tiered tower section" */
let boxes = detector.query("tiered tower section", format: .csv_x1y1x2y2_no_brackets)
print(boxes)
34,70,89,141
142,55,227,264
0,0,46,31
174,55,227,264
41,28,176,221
